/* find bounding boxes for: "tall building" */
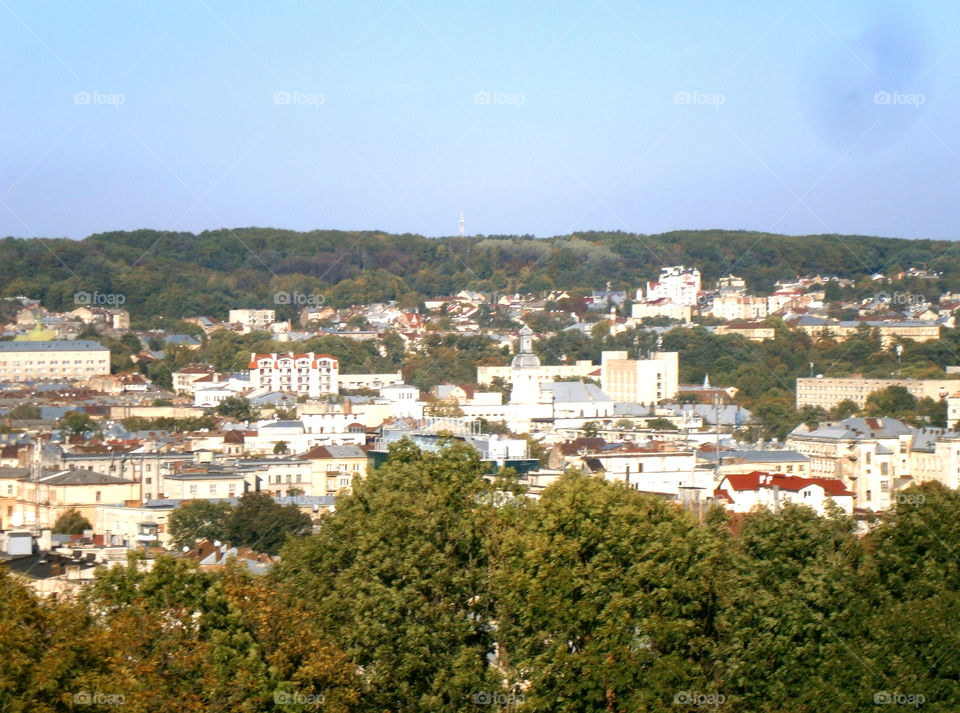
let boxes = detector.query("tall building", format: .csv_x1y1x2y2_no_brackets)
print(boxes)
600,350,679,405
509,326,543,404
248,352,339,398
0,340,110,382
642,266,701,307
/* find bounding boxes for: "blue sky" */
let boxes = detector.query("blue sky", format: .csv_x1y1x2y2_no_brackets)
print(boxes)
1,0,958,240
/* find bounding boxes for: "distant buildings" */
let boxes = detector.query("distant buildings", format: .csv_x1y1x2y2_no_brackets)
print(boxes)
0,340,110,382
642,265,701,307
248,352,339,398
600,350,679,404
228,309,276,330
796,377,956,410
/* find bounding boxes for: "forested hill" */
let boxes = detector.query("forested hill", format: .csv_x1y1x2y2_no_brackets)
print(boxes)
1,228,957,319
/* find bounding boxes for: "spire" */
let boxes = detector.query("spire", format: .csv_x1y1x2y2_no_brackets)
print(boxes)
703,373,711,388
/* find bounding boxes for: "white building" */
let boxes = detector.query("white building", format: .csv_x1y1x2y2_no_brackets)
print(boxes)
248,352,339,398
642,266,701,307
715,472,854,516
0,340,110,382
228,309,276,330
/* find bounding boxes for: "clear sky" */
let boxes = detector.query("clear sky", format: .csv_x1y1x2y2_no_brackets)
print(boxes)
1,0,958,240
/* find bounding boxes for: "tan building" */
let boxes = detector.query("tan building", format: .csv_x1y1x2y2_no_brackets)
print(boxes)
708,294,768,322
712,323,775,342
796,377,956,410
15,468,140,530
790,318,941,346
0,340,110,382
228,309,276,329
600,351,679,405
302,444,368,496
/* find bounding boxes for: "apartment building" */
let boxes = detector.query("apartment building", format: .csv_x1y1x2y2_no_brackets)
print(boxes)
0,340,110,382
715,472,854,516
796,377,956,410
786,417,914,511
228,309,276,330
248,352,339,398
642,265,702,307
600,350,679,405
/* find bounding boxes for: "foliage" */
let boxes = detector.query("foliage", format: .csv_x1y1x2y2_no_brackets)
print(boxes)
167,499,232,550
214,396,259,422
225,492,313,556
52,507,92,535
58,410,100,438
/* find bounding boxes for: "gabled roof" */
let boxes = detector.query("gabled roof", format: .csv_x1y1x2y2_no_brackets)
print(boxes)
721,471,852,496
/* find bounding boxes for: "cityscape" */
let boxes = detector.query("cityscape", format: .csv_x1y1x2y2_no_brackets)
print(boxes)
3,1,960,712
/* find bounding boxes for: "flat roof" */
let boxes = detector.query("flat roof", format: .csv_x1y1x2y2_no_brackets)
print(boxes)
0,340,108,352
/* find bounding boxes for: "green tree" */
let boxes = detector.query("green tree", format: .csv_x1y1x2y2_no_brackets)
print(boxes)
58,410,100,438
52,507,91,535
274,439,509,712
582,421,600,437
226,492,312,556
864,385,917,420
168,499,232,549
214,396,259,422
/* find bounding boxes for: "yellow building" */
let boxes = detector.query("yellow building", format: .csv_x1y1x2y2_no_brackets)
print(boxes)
15,468,140,530
0,340,110,382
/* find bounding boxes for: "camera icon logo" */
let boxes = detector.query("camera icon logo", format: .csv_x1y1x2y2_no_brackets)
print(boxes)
273,691,292,704
74,691,92,704
74,291,92,305
274,91,292,105
74,91,91,105
874,91,891,105
274,291,292,305
473,691,492,704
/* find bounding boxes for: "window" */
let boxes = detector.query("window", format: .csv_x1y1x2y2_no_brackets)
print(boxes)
145,477,152,485
229,483,237,493
189,484,198,495
95,491,101,502
209,484,217,494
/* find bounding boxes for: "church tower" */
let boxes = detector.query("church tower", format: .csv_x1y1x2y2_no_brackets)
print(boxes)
510,325,541,404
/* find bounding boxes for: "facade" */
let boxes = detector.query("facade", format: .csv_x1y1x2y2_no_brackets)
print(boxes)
0,340,110,382
228,309,276,330
643,265,701,307
786,418,914,511
708,295,768,321
600,350,679,405
248,352,339,398
338,371,403,391
796,377,956,410
630,298,692,323
302,444,368,496
16,468,140,530
715,472,854,516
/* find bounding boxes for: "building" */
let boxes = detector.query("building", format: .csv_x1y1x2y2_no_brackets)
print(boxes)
301,444,369,496
510,326,546,405
0,340,110,382
576,445,704,497
600,350,679,405
642,265,702,307
708,295,768,322
338,371,403,391
796,377,956,410
714,472,854,516
710,323,775,342
228,309,276,330
786,418,914,511
788,316,941,346
15,468,140,530
630,298,692,323
248,352,339,398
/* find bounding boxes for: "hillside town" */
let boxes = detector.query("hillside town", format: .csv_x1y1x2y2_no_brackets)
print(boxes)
3,264,960,594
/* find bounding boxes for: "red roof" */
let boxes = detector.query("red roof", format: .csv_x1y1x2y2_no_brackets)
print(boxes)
722,471,852,496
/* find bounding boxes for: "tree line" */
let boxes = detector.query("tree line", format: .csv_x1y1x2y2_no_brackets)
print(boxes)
2,441,958,711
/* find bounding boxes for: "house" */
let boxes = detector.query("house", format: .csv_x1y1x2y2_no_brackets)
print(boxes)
15,468,141,531
301,444,369,496
715,471,854,516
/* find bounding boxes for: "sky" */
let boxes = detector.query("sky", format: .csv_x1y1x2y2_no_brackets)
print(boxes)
1,0,959,241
